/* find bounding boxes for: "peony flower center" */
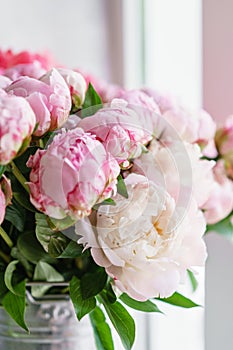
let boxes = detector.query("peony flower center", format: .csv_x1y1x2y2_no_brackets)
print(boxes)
153,220,163,236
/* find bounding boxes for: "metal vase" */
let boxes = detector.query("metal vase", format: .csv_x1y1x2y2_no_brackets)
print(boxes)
0,290,95,350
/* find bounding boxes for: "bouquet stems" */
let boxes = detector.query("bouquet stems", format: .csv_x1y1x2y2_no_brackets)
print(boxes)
0,226,13,248
10,162,29,193
0,250,11,263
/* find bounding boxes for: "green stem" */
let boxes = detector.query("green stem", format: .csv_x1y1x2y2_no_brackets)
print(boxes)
0,250,11,263
0,226,13,248
10,161,29,193
61,286,69,294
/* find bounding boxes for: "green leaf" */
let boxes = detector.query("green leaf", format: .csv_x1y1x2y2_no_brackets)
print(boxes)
206,214,233,237
14,146,38,175
4,260,23,296
57,240,82,258
93,198,116,209
81,267,107,299
82,83,102,118
156,292,200,308
32,261,64,298
35,213,70,256
17,231,54,264
102,300,135,350
2,279,28,331
5,199,26,232
49,216,76,231
0,165,6,178
70,276,96,320
48,235,70,258
187,270,198,292
0,263,8,300
13,192,37,212
11,247,33,278
117,175,128,199
71,94,82,111
90,306,114,350
120,293,162,313
104,283,117,304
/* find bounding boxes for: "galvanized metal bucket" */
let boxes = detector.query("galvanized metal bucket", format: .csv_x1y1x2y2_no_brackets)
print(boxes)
0,284,95,350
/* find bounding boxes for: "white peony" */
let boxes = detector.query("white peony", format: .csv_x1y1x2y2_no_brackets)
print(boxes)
76,174,207,300
134,139,215,209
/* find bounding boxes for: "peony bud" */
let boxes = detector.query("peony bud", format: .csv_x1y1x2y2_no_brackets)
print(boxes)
27,128,120,220
0,93,36,165
6,68,71,136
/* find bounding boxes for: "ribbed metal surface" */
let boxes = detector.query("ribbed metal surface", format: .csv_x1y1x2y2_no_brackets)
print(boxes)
0,300,94,350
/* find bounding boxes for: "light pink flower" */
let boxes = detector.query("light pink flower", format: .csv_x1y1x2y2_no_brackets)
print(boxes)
0,187,5,224
0,175,12,206
134,139,215,209
215,115,233,156
6,68,71,136
56,68,87,108
0,49,55,70
215,116,233,179
3,61,46,80
202,160,233,224
27,128,120,220
0,93,36,165
77,174,207,300
78,70,124,103
143,88,216,146
78,102,153,163
0,175,12,224
142,88,179,113
115,89,161,114
0,76,12,89
202,139,218,159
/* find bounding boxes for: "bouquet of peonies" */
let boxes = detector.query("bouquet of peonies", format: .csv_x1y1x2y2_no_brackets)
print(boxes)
0,49,232,350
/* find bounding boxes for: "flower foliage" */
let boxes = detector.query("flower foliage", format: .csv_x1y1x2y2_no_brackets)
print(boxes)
0,49,232,349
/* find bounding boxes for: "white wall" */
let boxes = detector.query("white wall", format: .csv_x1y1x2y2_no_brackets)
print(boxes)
143,1,204,348
203,1,233,349
0,0,122,83
203,0,233,123
205,233,233,350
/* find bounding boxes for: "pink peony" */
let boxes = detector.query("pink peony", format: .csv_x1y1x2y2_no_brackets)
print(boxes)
0,187,5,224
0,49,54,70
78,70,124,103
134,139,215,210
143,88,216,146
27,128,120,220
56,68,87,108
3,61,46,80
6,68,71,136
142,88,179,113
78,101,153,164
0,76,11,89
114,89,161,114
215,116,233,179
215,115,233,156
77,174,207,300
202,160,233,224
0,93,36,165
0,175,12,224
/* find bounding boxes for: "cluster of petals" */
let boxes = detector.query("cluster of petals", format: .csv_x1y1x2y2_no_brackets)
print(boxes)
78,100,154,164
77,174,207,299
27,128,120,221
6,68,71,136
0,175,12,225
0,92,36,165
57,68,87,109
142,88,216,147
201,160,233,224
